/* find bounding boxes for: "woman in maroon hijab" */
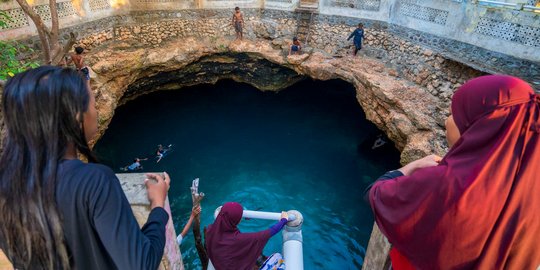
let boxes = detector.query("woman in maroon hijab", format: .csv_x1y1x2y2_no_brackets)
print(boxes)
368,75,540,269
205,202,289,270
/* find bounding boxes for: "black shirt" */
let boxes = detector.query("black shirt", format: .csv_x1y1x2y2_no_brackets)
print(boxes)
56,159,168,270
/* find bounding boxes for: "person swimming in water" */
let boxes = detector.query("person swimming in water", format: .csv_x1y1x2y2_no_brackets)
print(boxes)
121,158,148,171
372,134,387,149
156,144,173,163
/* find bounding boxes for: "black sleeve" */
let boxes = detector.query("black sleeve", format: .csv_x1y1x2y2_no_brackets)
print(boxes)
348,31,354,40
89,168,169,270
363,170,404,203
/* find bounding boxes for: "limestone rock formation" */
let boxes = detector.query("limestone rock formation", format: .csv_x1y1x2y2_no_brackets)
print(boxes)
87,37,447,164
0,37,448,164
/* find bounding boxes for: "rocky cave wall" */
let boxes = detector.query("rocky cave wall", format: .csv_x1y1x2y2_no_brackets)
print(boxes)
3,8,538,163
70,9,485,156
121,52,306,103
77,9,489,104
81,32,445,165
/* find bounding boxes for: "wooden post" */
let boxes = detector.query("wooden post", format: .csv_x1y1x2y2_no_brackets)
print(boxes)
191,178,209,270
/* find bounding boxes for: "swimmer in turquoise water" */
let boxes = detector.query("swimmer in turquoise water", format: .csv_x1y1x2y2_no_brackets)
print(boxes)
121,157,148,171
156,144,173,163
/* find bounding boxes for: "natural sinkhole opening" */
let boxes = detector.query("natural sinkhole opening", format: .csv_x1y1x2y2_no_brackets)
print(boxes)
93,78,401,269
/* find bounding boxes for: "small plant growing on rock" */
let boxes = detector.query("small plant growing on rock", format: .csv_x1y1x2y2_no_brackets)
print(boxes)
217,44,228,52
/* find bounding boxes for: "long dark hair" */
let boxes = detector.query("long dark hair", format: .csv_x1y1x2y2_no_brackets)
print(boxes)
0,66,96,269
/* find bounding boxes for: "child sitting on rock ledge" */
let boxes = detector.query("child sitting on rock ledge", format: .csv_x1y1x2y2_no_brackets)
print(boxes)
289,37,302,56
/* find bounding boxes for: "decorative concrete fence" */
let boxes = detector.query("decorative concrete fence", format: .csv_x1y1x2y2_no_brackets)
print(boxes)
2,0,539,65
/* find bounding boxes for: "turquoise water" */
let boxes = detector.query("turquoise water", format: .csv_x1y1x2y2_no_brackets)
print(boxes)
93,79,401,270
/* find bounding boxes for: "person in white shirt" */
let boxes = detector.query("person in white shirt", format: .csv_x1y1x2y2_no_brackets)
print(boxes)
177,206,201,245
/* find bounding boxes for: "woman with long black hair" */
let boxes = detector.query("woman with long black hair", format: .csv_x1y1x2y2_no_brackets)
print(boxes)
0,66,170,269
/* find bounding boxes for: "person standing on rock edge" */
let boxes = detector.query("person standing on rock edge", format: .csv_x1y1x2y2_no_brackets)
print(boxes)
347,23,364,56
67,46,90,81
232,7,244,41
67,46,92,91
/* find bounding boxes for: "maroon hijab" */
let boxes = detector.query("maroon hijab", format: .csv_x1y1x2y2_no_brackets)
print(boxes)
370,75,540,269
205,202,271,270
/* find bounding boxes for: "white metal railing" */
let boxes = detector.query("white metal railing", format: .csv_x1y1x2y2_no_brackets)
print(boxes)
476,0,540,11
208,207,305,270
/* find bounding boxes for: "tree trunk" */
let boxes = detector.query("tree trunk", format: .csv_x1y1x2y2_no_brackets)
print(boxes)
15,0,76,65
191,178,209,270
15,0,52,63
51,32,76,65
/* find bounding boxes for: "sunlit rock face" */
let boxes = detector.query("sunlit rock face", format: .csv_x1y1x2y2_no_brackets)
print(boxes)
87,36,446,164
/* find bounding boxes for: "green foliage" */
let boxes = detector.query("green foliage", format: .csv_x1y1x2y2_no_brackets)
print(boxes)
217,44,228,52
0,12,40,81
0,42,40,80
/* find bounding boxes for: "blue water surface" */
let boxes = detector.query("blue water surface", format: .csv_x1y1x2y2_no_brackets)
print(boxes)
93,79,401,270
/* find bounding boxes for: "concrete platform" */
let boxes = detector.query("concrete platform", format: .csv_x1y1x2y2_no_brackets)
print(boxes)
0,173,183,270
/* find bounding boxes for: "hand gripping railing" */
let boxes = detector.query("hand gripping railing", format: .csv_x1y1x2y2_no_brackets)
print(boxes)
207,207,305,270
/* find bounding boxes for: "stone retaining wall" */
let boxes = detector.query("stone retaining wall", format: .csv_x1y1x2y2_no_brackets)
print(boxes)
67,9,489,121
3,8,538,149
5,6,539,97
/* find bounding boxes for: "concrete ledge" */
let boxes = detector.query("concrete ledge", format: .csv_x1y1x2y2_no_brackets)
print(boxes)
0,173,183,270
117,173,184,270
362,223,391,270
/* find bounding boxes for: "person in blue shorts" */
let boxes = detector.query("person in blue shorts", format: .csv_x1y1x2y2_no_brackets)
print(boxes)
67,46,90,80
122,158,148,171
289,37,302,56
232,7,244,41
347,23,365,56
156,144,173,163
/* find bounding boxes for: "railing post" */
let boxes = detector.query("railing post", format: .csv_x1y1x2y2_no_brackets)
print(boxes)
283,210,304,270
211,207,304,270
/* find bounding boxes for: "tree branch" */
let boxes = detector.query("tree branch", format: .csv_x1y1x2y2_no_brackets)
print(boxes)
49,0,59,49
51,32,76,65
15,0,50,37
191,178,209,270
15,0,52,63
